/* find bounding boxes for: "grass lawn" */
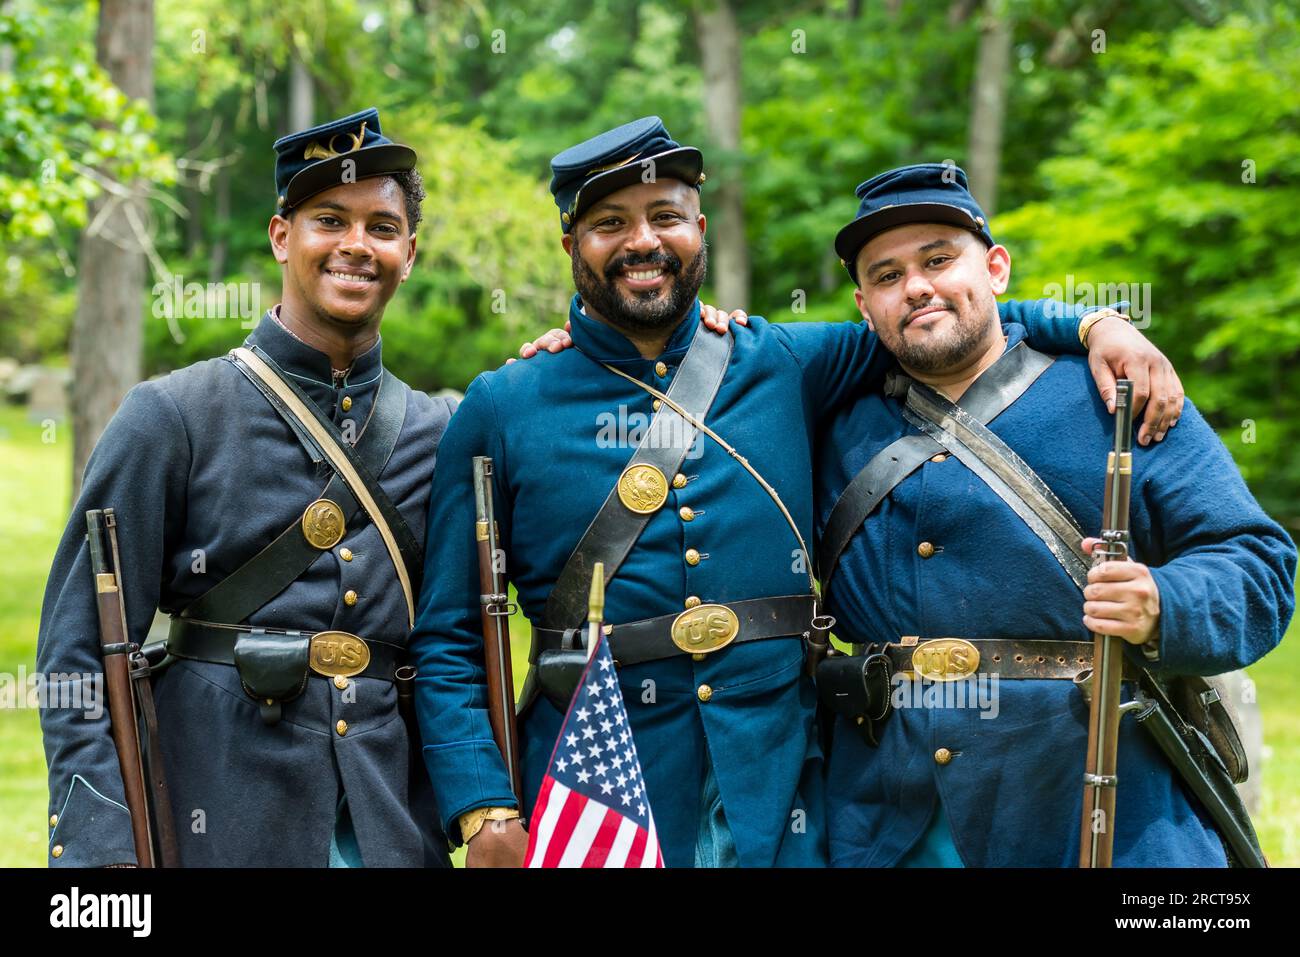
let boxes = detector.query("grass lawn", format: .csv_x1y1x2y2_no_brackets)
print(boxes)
1,402,1296,867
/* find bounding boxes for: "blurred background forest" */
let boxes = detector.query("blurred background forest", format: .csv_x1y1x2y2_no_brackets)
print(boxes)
1,0,1299,866
1,0,1298,517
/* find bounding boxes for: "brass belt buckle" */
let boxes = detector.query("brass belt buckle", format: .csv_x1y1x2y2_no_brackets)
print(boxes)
911,638,980,682
671,604,741,655
309,630,370,678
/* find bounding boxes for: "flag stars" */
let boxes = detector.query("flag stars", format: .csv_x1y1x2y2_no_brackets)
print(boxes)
575,707,590,723
587,682,602,696
594,762,608,777
621,792,632,806
565,733,578,748
599,719,613,734
587,743,602,758
569,750,584,765
593,700,608,715
600,781,614,795
582,725,597,740
616,773,628,788
604,674,617,689
598,657,612,671
556,758,568,773
576,769,591,784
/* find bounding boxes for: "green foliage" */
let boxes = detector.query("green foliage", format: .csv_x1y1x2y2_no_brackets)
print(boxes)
0,2,171,243
997,6,1300,518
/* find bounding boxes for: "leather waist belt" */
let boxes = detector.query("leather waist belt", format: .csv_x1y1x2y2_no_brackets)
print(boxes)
532,595,816,668
862,637,1140,681
167,617,405,683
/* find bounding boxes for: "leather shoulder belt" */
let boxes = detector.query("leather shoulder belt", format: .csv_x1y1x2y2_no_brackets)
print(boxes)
543,322,732,628
817,341,1054,588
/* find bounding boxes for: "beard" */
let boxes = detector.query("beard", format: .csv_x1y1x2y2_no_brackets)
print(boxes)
885,295,998,374
571,242,708,335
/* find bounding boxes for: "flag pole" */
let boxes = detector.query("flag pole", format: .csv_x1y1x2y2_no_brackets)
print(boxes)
587,562,605,661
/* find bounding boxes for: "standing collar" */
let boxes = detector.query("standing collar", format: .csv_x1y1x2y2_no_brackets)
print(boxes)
566,294,700,364
245,307,384,388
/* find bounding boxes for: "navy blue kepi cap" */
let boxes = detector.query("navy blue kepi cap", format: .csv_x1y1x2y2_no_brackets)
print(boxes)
272,107,416,212
834,163,994,284
549,116,704,233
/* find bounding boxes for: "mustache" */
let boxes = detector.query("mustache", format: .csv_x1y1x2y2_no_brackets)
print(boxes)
902,298,956,328
603,250,682,281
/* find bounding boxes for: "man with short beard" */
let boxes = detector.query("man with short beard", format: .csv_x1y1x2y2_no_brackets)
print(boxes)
814,163,1295,866
38,109,455,867
410,120,1182,867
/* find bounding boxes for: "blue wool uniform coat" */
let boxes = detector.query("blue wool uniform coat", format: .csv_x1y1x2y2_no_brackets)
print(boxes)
37,313,454,867
410,295,1091,868
816,324,1297,867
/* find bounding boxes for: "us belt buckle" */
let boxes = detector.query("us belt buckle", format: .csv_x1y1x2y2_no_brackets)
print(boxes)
910,637,980,682
309,630,371,678
671,604,741,655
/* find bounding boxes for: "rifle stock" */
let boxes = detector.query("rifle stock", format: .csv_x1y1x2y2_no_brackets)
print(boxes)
86,509,155,867
473,457,523,802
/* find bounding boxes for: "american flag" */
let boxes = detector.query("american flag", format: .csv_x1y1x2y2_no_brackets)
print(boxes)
523,632,663,868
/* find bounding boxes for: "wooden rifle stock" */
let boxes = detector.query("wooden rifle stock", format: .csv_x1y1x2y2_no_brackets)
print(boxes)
1078,380,1135,868
472,457,523,801
86,509,155,868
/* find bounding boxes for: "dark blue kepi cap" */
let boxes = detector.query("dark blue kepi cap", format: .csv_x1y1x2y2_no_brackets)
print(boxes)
549,116,704,233
834,163,994,284
272,107,416,213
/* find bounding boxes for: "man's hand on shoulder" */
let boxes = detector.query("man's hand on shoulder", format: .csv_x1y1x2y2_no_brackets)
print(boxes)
700,304,749,334
1082,310,1185,446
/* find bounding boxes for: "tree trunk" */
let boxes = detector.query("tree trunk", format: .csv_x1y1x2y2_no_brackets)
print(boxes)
966,0,1012,216
694,0,750,312
288,52,314,132
70,0,154,499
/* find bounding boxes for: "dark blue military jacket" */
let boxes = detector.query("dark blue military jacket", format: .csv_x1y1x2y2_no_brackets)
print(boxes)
816,324,1297,867
37,313,455,867
410,296,1090,868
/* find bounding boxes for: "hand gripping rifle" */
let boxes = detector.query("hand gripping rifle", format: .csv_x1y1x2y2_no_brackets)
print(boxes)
86,508,179,867
1077,380,1135,868
473,457,523,801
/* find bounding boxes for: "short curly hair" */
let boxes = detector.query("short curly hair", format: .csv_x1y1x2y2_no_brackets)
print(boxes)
388,168,425,234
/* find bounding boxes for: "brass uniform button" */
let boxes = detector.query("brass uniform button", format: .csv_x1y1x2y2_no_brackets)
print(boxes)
934,747,952,766
692,653,707,662
334,675,349,690
930,453,947,463
917,542,935,559
684,596,702,609
654,361,668,377
697,684,713,702
341,395,353,412
344,589,359,606
339,547,353,561
336,720,348,736
51,844,64,859
49,814,58,828
653,399,662,411
679,506,695,522
685,548,701,566
672,473,687,489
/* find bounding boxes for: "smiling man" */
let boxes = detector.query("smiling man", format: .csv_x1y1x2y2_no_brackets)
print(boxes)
408,118,1182,868
37,108,456,867
814,163,1295,866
